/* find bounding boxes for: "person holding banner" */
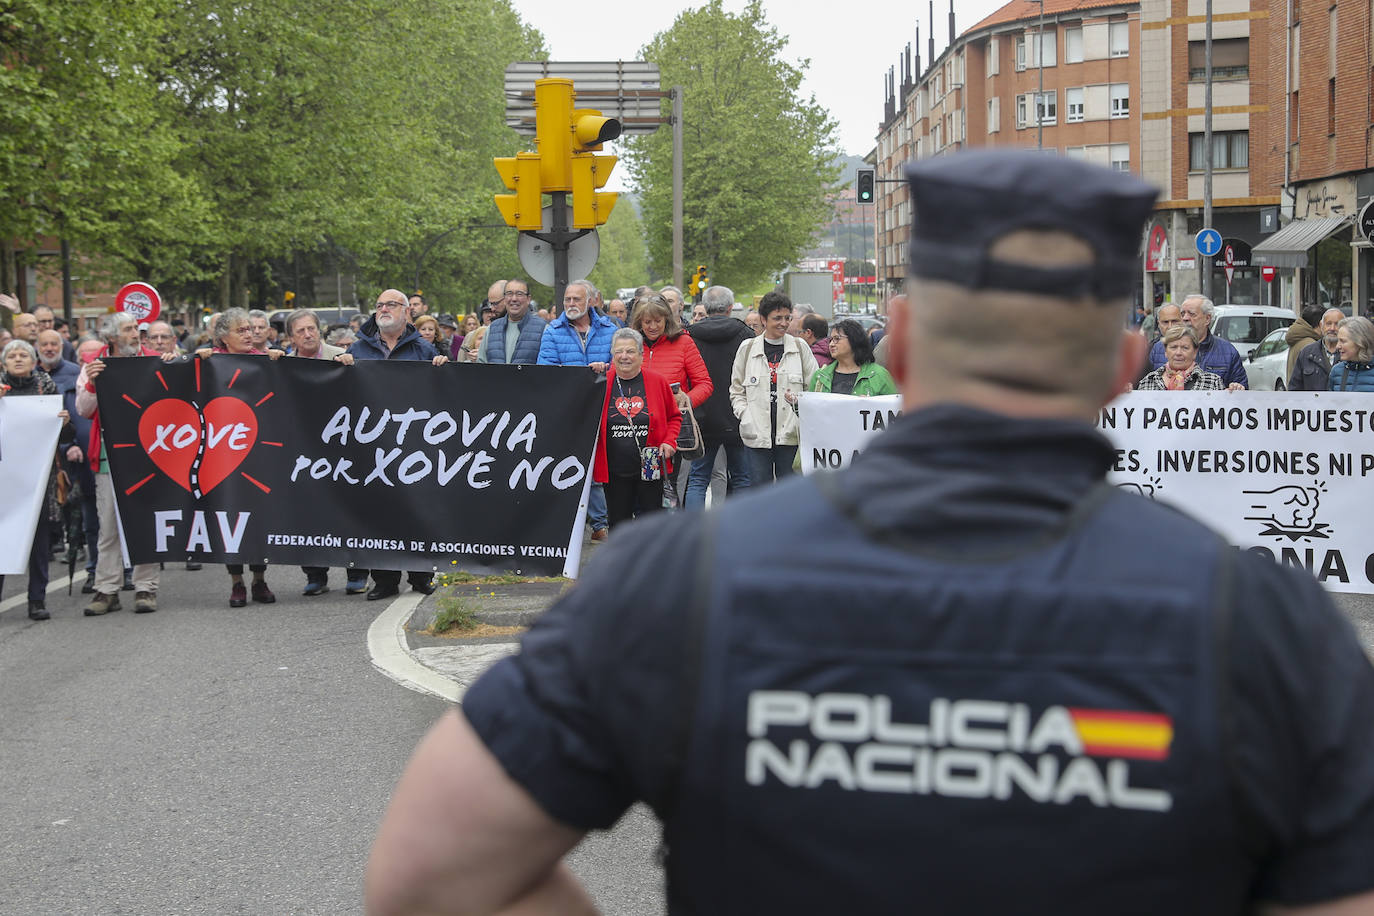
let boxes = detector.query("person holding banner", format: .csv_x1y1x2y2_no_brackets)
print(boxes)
369,150,1374,916
807,319,897,397
593,328,680,529
1135,327,1225,391
1327,316,1374,392
0,339,69,620
75,313,166,616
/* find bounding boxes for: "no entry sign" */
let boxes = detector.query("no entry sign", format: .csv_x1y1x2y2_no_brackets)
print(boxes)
114,282,162,323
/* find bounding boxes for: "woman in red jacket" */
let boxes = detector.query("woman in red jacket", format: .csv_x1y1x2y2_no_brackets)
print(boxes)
594,328,681,530
630,295,711,501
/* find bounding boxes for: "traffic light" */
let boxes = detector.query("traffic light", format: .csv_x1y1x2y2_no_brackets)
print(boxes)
689,264,710,297
856,169,875,204
493,79,622,231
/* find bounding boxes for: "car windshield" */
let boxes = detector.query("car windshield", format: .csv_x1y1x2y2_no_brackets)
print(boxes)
1254,329,1287,357
1214,315,1291,345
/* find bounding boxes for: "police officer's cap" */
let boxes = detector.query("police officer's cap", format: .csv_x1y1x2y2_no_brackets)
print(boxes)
905,150,1158,301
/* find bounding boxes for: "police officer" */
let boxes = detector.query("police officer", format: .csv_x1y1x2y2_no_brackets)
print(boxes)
366,151,1374,915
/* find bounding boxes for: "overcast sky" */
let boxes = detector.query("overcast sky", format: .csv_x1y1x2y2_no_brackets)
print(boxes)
507,0,1009,164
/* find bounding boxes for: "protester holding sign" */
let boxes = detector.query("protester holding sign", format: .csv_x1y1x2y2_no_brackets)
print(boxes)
0,339,69,619
1136,327,1225,391
1327,316,1374,392
808,319,897,397
593,328,680,529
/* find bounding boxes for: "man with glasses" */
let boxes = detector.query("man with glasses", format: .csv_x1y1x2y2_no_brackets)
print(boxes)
340,289,447,599
477,278,545,365
1145,294,1246,390
485,280,508,321
145,321,181,356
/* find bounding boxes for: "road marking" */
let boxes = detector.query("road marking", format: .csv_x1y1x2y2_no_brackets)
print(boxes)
0,574,78,615
366,593,464,703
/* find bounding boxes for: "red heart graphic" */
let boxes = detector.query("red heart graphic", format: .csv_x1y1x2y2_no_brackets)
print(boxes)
138,399,201,492
198,397,258,494
614,396,645,419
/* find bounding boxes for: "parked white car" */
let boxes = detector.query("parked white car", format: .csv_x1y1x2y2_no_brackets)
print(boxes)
1209,304,1294,359
1245,327,1291,390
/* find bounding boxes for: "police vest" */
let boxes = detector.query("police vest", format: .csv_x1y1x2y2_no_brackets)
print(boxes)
655,478,1259,915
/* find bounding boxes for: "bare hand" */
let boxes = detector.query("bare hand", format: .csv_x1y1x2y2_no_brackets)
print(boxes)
589,361,608,374
267,348,283,361
659,442,676,460
159,351,180,363
57,409,69,422
333,353,355,366
674,390,692,411
194,347,212,359
0,293,18,314
1226,383,1245,392
66,445,83,462
432,355,449,367
86,359,107,382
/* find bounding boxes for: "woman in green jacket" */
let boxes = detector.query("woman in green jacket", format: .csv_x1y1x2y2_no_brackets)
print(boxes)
809,318,897,396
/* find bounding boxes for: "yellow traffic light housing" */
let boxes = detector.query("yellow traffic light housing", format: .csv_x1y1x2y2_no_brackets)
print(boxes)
495,151,544,230
690,264,710,297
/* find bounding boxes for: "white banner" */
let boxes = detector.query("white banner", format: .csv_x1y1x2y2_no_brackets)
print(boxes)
796,390,1374,594
798,392,902,475
0,395,63,576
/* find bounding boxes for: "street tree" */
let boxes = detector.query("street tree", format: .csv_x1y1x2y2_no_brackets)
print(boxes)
622,0,840,292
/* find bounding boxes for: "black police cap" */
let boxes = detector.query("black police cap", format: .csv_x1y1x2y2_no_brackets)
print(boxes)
905,150,1158,301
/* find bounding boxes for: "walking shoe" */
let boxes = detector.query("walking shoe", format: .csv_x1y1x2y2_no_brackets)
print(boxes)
28,601,50,621
81,572,96,594
345,576,368,595
134,591,157,614
230,583,247,607
251,581,276,604
185,560,202,571
366,584,400,601
84,593,121,616
121,570,134,591
591,528,608,542
302,581,329,597
411,581,436,596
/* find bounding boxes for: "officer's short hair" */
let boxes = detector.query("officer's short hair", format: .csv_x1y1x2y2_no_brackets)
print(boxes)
801,314,828,340
702,286,734,314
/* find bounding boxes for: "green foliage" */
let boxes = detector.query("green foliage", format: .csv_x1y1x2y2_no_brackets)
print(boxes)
0,0,547,310
622,0,840,292
431,596,478,633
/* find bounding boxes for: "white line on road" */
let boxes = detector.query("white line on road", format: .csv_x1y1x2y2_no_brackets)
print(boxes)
0,574,77,615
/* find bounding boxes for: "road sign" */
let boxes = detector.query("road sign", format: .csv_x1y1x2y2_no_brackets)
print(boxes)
516,206,599,286
1224,245,1236,285
1262,266,1277,282
114,282,161,323
1195,228,1222,257
1359,200,1374,242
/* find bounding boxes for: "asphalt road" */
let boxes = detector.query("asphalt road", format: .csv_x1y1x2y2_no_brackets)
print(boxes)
0,566,664,916
3,565,1371,916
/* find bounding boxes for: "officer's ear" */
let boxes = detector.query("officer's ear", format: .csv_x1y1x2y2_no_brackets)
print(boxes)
1109,329,1147,404
885,292,910,388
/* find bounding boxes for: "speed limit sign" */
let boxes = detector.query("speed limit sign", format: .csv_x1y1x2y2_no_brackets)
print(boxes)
114,282,162,323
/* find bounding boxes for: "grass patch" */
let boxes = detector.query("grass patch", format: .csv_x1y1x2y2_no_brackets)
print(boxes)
439,571,565,585
431,596,479,633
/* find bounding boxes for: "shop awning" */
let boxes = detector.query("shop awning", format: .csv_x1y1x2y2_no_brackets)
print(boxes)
1251,216,1351,269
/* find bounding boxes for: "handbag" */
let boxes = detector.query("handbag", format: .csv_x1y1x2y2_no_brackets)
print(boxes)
675,401,706,462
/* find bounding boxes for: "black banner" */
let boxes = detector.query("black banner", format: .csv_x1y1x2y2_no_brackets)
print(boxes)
95,357,604,576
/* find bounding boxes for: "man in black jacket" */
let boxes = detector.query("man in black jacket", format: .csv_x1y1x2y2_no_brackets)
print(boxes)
682,285,755,508
1289,307,1344,390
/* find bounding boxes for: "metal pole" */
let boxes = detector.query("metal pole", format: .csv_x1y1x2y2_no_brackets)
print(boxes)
1202,0,1214,301
1037,0,1045,150
552,192,570,311
672,86,684,291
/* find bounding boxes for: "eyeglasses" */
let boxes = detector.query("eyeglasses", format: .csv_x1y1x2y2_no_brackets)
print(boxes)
506,290,529,298
148,333,174,340
375,300,407,310
231,326,253,335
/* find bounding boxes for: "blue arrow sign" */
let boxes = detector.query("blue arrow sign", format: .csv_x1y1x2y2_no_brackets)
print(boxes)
1195,228,1222,257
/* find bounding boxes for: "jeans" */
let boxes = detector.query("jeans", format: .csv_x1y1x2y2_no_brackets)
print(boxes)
747,445,798,487
684,441,752,508
587,481,608,531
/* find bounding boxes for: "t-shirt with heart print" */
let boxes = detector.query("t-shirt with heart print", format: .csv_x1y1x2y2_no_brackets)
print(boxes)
607,373,650,476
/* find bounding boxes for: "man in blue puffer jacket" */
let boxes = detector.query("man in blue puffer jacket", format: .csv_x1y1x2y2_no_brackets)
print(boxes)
538,281,616,539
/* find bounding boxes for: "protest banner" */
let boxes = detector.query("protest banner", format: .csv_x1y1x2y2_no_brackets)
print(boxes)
797,389,1374,594
0,395,63,576
95,357,604,577
798,392,902,475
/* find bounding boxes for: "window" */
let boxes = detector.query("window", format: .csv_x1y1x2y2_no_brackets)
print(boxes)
987,37,1000,76
1034,30,1057,67
1110,143,1130,171
988,96,1000,133
1109,21,1129,57
1016,94,1029,127
1064,146,1087,160
1036,90,1057,125
1015,35,1026,70
1017,30,1056,68
1110,83,1130,119
1189,131,1249,169
1017,92,1056,126
1066,87,1085,122
932,73,943,98
1065,27,1084,63
1187,38,1249,79
1329,78,1336,136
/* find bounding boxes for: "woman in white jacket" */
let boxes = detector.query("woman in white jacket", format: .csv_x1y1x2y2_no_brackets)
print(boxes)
729,290,818,485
